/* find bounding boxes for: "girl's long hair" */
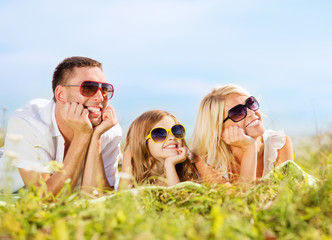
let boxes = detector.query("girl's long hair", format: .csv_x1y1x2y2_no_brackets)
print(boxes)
124,110,197,184
191,84,250,180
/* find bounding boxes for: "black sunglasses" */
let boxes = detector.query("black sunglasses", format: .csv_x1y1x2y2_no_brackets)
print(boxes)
223,96,259,123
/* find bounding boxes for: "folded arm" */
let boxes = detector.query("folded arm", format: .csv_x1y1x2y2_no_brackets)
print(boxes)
81,106,119,194
194,156,229,185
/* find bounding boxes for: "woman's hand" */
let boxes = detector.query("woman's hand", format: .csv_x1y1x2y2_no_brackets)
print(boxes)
222,126,257,182
222,126,255,151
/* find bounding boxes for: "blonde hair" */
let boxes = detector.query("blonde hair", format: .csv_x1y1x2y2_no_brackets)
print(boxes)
191,84,251,178
124,110,197,184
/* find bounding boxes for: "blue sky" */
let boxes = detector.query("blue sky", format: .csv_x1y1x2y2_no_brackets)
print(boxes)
0,0,331,141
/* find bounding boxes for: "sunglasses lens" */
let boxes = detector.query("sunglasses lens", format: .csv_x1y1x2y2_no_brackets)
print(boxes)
80,81,114,99
171,124,186,139
228,105,246,122
81,81,99,97
150,128,168,142
247,96,259,111
101,84,114,100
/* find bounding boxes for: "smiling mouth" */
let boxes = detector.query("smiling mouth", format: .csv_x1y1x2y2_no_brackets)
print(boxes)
246,119,259,128
84,106,101,115
164,144,178,149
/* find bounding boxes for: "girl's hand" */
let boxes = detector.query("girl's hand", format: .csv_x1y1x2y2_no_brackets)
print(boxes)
164,147,187,166
222,126,255,151
164,147,187,186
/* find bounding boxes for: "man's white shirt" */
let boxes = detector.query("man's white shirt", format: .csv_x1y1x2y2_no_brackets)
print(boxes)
0,99,122,192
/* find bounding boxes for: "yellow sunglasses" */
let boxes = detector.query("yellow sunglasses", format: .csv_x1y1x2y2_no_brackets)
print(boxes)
146,124,186,143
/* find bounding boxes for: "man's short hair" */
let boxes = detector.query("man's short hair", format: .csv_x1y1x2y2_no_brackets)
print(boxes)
52,56,102,101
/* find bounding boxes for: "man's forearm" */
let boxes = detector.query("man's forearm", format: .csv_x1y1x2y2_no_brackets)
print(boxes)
81,134,111,193
48,135,91,194
21,134,91,196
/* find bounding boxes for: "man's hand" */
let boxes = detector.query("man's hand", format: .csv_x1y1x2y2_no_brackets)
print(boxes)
61,102,93,135
164,147,187,166
222,126,255,151
94,106,118,136
82,106,118,194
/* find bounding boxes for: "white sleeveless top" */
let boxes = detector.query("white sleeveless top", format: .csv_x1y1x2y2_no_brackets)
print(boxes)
222,129,286,181
262,129,286,176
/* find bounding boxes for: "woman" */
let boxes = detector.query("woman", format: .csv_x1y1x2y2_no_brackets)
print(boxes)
191,84,293,184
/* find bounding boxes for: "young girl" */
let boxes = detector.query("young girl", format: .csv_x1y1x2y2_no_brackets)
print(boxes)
120,110,197,188
191,84,294,184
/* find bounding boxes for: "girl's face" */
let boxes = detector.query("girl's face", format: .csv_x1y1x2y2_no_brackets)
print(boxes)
223,94,265,138
147,116,183,161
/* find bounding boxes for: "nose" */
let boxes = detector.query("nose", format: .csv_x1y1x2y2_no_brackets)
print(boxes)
92,88,105,101
246,108,255,118
166,130,175,141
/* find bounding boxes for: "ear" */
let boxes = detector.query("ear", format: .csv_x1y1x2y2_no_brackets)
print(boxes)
54,85,65,104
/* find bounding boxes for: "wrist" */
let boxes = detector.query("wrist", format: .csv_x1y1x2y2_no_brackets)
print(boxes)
73,130,92,139
93,123,114,138
72,125,93,137
72,133,91,146
92,129,103,139
164,159,176,167
240,140,257,152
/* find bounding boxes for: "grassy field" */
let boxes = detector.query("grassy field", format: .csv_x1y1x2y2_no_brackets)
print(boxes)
0,132,331,239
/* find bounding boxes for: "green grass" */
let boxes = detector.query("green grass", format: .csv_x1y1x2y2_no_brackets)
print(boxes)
0,132,331,239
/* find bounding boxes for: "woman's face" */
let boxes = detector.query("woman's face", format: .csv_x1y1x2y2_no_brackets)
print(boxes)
147,116,183,161
223,93,265,138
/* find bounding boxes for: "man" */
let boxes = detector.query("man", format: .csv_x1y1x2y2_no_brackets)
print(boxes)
0,56,121,195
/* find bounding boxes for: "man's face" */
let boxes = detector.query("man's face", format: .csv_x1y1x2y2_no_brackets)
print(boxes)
63,67,109,126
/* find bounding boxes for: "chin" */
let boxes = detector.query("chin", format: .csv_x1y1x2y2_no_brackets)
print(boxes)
165,151,179,158
90,117,102,127
247,126,265,139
